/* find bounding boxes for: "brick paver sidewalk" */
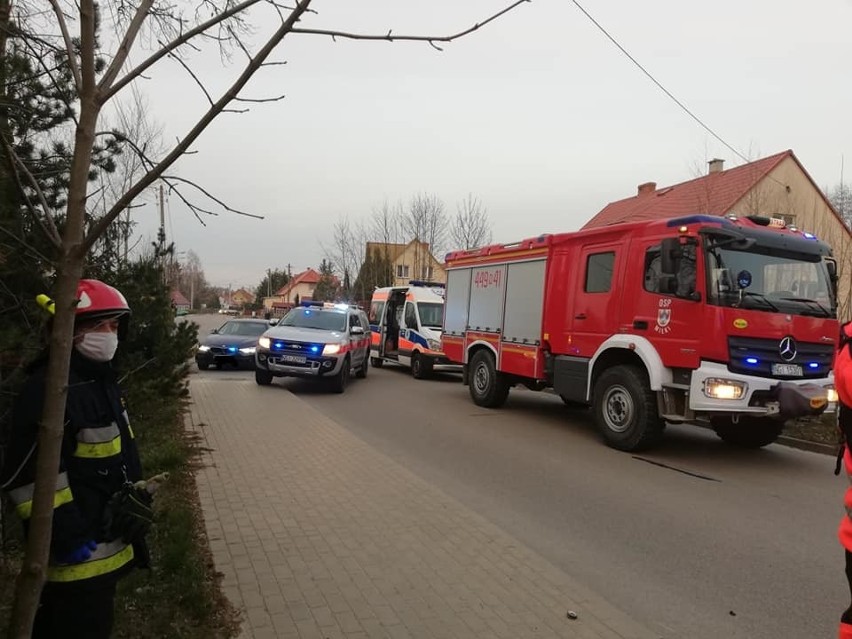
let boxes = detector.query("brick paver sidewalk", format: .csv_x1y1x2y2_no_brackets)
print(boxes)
190,377,660,639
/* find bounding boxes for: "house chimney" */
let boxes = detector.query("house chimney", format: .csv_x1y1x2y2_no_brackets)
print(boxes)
637,182,657,196
708,158,725,174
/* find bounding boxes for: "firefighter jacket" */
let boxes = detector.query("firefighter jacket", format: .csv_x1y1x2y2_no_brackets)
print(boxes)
0,349,145,588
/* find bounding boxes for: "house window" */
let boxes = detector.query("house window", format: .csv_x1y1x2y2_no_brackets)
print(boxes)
781,214,796,226
421,266,433,280
584,252,615,293
396,265,410,278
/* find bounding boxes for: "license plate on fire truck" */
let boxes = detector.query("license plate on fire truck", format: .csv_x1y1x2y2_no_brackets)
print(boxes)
772,363,803,377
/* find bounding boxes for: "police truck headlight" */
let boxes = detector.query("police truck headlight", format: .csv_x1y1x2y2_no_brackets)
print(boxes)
826,386,839,403
323,343,342,356
239,347,256,355
258,337,270,349
703,378,747,400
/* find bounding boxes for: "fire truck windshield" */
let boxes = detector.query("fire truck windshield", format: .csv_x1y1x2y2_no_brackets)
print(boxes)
704,244,835,318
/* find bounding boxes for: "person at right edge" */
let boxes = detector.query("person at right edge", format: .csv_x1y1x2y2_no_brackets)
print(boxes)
0,279,154,638
836,321,852,639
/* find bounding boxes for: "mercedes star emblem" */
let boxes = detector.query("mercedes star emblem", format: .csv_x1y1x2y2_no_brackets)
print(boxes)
779,336,797,362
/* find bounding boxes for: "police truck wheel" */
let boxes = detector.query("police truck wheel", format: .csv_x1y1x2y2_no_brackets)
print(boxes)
255,369,273,386
468,350,509,408
356,353,368,379
371,357,384,368
711,416,783,448
330,357,350,394
593,365,663,451
411,353,433,379
197,362,209,371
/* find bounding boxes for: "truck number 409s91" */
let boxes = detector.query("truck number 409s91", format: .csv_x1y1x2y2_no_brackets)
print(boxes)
474,269,502,289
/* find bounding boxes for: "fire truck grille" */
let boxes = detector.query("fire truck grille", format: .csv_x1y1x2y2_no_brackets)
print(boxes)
727,336,833,380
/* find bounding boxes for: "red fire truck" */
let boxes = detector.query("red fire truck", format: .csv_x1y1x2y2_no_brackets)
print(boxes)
442,214,839,451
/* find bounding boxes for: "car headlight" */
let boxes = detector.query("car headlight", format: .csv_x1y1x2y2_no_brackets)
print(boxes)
427,339,441,351
240,347,256,355
197,345,210,352
322,343,342,356
258,337,270,349
703,378,747,400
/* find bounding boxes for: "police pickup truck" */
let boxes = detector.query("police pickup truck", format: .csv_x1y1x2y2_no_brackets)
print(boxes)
255,302,371,393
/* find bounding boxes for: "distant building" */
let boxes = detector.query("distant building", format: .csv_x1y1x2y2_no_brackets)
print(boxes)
365,239,446,286
170,290,190,314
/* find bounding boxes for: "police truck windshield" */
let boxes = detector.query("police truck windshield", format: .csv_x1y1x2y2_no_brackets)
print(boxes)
280,308,347,331
705,244,835,318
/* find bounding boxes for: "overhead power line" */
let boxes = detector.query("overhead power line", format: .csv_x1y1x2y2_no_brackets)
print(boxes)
570,0,750,165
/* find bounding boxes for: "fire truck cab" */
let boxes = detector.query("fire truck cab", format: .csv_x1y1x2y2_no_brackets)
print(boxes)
369,281,460,379
442,214,839,451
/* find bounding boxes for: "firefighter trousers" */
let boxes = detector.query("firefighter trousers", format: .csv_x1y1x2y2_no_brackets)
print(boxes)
32,582,117,639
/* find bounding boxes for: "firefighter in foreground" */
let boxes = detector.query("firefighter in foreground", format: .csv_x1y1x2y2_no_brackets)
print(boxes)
0,280,155,638
836,321,852,639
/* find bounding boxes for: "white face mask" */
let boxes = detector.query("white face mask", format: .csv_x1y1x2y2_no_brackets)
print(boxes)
75,332,119,362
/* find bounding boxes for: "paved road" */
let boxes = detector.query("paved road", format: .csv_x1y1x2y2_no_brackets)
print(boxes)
187,313,845,638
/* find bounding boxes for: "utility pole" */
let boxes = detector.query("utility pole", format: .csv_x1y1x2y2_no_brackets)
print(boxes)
286,263,292,305
158,184,167,284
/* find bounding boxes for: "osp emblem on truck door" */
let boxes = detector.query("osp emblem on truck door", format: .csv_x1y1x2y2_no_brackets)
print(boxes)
655,299,672,334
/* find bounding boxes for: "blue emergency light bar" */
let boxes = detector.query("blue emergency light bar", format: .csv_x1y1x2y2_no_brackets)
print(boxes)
409,280,445,288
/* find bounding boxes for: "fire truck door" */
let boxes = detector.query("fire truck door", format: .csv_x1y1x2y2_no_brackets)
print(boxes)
570,244,623,357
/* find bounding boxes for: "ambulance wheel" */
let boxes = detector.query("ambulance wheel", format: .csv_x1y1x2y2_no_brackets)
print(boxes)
593,365,663,451
371,357,384,368
712,416,783,448
330,357,350,394
255,369,273,386
411,353,433,379
469,350,509,408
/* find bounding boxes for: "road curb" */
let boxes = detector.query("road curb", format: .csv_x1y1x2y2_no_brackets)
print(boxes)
777,435,838,456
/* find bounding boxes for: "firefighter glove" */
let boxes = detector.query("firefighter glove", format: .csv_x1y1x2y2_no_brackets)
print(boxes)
56,539,97,565
105,483,154,543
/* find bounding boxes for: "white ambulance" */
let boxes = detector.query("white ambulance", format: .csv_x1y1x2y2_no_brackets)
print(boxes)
368,281,460,379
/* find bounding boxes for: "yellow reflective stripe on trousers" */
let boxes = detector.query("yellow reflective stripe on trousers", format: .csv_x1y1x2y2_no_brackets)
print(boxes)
47,541,134,583
74,436,122,459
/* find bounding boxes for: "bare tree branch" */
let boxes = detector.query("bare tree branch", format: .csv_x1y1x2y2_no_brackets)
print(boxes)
97,0,156,92
47,0,82,93
233,94,285,103
290,0,530,46
102,0,267,102
163,175,264,220
166,47,214,105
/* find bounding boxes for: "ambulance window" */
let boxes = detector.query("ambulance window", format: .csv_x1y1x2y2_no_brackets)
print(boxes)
369,301,384,324
404,302,418,328
585,252,615,293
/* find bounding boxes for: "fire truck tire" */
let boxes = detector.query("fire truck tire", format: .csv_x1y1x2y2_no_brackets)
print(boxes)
593,365,663,451
468,350,509,408
330,357,350,394
255,369,273,386
711,417,783,448
371,357,384,368
411,353,433,379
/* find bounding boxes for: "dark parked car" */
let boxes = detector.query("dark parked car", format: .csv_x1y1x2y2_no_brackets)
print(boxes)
196,319,270,370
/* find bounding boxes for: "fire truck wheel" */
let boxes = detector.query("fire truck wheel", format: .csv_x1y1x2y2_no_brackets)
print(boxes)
593,365,663,451
468,350,509,408
255,369,273,386
711,417,783,448
371,357,384,368
411,353,433,379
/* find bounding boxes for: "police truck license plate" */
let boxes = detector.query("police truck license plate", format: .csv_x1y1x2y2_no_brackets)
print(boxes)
280,355,306,364
772,363,802,376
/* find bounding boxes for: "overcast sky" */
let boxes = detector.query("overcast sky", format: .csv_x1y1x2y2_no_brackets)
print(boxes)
123,0,852,290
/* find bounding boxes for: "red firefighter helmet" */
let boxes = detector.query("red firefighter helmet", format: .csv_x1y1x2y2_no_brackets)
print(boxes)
835,322,852,407
74,279,130,320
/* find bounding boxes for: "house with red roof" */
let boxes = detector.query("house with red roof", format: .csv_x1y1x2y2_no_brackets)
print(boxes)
584,150,852,318
261,268,340,315
170,290,190,314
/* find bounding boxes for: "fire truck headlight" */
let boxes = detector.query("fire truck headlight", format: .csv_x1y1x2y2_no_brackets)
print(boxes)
703,378,747,400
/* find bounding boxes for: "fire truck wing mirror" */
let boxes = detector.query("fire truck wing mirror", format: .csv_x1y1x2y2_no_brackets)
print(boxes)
658,274,678,295
660,238,682,275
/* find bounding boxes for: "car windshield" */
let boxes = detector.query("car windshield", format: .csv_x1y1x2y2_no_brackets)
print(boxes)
705,244,836,317
280,308,347,331
418,302,444,329
216,321,268,336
